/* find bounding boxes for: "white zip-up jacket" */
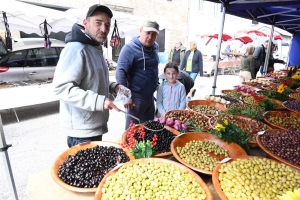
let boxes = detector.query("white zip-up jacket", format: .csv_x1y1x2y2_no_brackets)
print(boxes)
156,80,186,116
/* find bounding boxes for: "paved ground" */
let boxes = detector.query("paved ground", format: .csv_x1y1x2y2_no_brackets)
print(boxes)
0,72,242,200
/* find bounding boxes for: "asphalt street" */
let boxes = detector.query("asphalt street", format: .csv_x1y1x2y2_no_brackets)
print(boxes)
0,72,242,200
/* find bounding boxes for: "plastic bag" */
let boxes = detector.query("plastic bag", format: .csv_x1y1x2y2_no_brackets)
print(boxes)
114,85,131,104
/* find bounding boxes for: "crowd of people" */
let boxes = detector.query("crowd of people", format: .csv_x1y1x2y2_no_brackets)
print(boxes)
51,4,286,147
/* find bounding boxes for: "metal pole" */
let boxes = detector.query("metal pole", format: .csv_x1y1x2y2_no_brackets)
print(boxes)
212,4,226,95
0,114,18,200
262,25,274,74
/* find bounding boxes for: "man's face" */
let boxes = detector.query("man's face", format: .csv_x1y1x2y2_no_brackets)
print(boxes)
264,42,269,48
175,41,181,49
139,28,158,47
83,11,111,45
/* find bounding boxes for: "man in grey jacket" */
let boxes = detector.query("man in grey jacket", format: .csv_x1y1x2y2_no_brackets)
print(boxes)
53,5,130,147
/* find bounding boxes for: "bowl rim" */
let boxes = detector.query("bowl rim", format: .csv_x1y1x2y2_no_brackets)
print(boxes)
186,99,228,116
170,132,247,175
94,157,214,200
212,155,299,200
51,141,134,193
263,110,300,130
256,129,300,170
282,100,300,113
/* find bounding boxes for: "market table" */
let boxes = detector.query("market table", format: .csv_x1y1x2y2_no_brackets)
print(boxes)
203,60,241,75
0,82,58,200
26,148,266,200
0,83,58,122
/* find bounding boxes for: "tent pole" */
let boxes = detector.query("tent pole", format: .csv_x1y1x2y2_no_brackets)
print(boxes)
0,114,18,200
212,4,226,95
262,25,274,74
286,34,293,67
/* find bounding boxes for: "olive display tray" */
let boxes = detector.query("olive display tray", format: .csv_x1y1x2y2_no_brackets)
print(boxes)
95,158,213,200
51,141,135,193
208,114,272,148
164,109,211,132
256,129,300,171
186,100,227,117
212,155,299,200
170,132,247,175
121,124,180,157
263,111,300,130
282,100,300,114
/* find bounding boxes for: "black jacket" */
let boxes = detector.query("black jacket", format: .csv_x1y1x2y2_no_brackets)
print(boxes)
180,49,203,76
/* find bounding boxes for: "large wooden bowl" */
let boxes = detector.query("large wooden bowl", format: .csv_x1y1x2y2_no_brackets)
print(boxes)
256,129,300,170
209,114,272,148
212,155,299,200
282,100,300,113
95,158,214,200
263,111,300,130
51,141,134,193
121,124,179,157
164,109,211,132
187,100,227,117
170,132,247,175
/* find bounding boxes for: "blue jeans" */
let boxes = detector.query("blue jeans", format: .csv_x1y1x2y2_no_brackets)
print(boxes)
186,72,198,81
67,135,103,148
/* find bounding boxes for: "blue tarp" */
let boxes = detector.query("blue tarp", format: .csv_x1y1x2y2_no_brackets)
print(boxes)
205,0,300,34
288,32,300,66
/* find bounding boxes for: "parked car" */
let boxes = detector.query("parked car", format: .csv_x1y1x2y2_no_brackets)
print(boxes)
0,38,65,84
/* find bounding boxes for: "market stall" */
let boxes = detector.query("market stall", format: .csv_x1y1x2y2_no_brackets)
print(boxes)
42,66,300,199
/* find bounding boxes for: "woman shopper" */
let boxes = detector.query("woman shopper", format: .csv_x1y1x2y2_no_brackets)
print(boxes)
156,62,186,116
180,41,203,81
239,45,256,84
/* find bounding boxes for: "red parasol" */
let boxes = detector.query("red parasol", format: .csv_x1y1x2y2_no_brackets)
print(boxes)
237,29,267,37
273,34,283,40
208,33,232,41
234,36,253,44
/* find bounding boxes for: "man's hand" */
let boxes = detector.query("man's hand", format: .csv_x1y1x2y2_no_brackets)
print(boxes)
124,99,135,109
115,85,131,98
104,98,120,111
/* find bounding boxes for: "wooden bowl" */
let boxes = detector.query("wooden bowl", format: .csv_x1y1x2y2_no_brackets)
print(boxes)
263,111,300,130
51,141,134,193
170,132,247,175
121,124,179,157
233,85,260,91
289,92,300,100
164,109,211,132
212,155,299,200
256,130,300,170
95,158,214,200
186,100,227,117
282,100,300,113
209,114,272,148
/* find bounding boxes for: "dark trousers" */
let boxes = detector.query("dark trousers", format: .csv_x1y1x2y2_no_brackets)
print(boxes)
67,135,103,148
125,97,155,129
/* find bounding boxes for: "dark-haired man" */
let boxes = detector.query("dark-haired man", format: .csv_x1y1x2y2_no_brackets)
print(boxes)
53,4,130,147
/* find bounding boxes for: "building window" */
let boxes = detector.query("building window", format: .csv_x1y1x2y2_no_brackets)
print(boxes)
199,0,204,11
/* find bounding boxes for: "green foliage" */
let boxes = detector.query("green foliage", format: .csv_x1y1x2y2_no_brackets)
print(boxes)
209,120,250,154
227,107,262,121
130,140,154,159
185,120,203,132
259,91,289,102
259,99,273,111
